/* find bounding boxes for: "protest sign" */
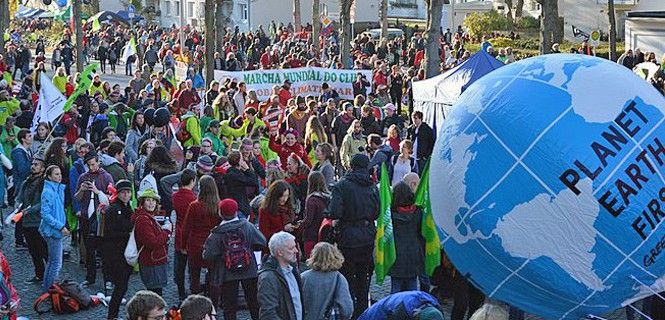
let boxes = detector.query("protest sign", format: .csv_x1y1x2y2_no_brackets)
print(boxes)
214,67,373,100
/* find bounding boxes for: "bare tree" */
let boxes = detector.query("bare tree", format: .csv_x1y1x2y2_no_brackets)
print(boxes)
552,0,563,44
205,0,215,86
424,0,443,79
312,0,320,47
294,0,302,32
608,0,617,61
73,0,85,72
380,0,388,39
536,0,557,54
340,0,353,69
515,0,524,19
91,0,101,14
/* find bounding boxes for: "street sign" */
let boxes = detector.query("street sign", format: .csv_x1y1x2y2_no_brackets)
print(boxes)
590,30,600,47
128,4,135,19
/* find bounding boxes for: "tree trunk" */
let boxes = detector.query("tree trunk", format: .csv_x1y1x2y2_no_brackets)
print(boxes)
552,0,563,44
537,0,556,54
380,0,388,39
505,0,514,23
608,0,617,61
0,0,8,56
73,0,85,72
340,0,353,69
424,0,443,79
312,0,320,47
294,0,302,32
205,0,215,87
515,0,524,19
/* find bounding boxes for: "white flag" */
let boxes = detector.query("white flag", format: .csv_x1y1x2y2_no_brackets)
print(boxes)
31,73,67,133
121,37,137,63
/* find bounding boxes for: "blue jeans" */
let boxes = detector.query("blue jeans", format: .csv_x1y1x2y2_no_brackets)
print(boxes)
391,276,418,293
43,236,63,293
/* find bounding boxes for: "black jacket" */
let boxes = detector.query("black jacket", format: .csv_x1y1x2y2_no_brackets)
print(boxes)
101,200,134,274
257,255,303,320
18,174,44,228
389,206,424,278
224,166,259,218
407,123,434,160
325,169,379,248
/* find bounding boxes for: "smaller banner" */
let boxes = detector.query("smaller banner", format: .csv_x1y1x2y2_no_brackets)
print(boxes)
214,67,373,101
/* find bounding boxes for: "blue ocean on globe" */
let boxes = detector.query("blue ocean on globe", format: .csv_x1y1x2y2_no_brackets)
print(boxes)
431,54,665,319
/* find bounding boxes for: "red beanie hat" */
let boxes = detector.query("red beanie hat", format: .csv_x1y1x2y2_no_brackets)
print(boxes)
219,199,239,217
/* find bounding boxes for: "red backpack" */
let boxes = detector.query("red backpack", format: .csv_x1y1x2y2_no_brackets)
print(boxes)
175,119,191,143
34,281,100,315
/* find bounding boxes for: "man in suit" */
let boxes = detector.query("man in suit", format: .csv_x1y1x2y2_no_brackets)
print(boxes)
407,111,434,174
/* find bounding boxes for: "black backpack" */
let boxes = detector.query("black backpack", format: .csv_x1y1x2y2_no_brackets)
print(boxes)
223,229,252,272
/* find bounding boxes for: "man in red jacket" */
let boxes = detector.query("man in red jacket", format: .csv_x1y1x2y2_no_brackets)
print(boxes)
171,169,197,300
278,80,293,106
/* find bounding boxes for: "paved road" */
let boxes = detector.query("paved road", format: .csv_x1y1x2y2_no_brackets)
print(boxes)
2,209,402,320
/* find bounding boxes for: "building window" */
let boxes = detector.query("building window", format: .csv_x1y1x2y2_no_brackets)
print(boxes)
188,1,195,18
165,1,171,15
320,3,328,16
174,1,180,16
240,4,248,20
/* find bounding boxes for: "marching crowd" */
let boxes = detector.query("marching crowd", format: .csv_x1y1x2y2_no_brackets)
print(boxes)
0,15,662,320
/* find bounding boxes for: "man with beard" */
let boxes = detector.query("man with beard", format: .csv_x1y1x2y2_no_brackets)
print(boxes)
18,154,48,284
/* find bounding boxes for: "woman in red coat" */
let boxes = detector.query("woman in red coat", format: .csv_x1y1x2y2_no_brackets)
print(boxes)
182,175,222,294
132,188,171,296
268,128,311,170
259,180,298,246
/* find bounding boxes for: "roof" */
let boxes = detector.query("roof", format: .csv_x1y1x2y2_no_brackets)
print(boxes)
626,11,665,18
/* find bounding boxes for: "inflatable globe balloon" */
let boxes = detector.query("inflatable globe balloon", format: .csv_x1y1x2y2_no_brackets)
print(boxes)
432,54,665,319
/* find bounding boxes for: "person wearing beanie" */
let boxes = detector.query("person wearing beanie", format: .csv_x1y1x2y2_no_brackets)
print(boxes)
200,138,219,165
101,179,135,320
358,291,443,320
203,198,266,319
133,188,171,295
159,154,212,208
325,152,379,318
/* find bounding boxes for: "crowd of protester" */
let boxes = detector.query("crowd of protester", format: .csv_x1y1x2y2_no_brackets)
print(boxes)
0,15,662,320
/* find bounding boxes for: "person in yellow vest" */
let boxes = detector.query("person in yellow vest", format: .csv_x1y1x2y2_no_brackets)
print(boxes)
181,110,201,148
88,74,105,97
52,67,68,94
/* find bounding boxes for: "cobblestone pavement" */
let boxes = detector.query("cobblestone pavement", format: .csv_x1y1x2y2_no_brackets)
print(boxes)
2,214,402,320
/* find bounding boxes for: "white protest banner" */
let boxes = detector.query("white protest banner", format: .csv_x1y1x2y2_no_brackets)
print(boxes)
214,67,373,101
31,73,67,133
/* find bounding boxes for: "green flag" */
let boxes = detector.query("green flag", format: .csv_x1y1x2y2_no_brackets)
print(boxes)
92,17,101,31
415,160,442,276
130,182,138,210
374,163,396,285
63,63,99,112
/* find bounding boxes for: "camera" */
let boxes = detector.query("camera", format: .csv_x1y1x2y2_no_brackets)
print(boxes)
154,216,171,226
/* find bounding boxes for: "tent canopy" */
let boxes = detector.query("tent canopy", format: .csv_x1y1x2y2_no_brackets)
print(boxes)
412,50,504,131
116,10,144,23
15,5,46,19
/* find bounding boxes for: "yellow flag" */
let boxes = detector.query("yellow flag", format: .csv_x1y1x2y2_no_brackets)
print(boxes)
9,0,18,20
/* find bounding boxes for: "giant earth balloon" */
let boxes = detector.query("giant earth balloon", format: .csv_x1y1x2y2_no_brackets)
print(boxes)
432,54,665,319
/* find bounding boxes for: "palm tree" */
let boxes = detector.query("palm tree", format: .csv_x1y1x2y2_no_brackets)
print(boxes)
312,0,320,47
608,0,617,61
340,0,353,69
205,0,215,86
424,0,443,79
